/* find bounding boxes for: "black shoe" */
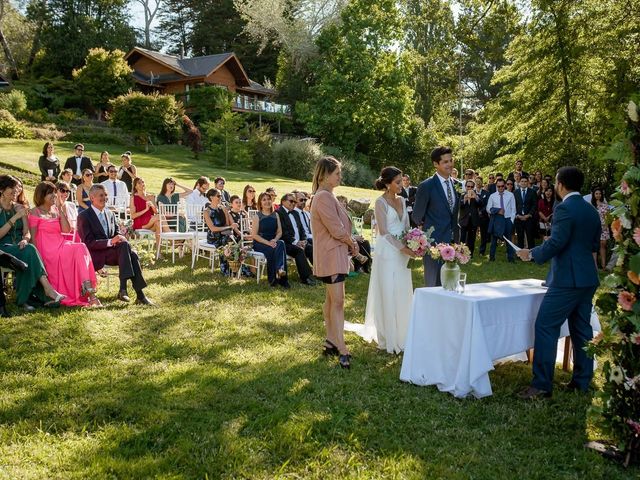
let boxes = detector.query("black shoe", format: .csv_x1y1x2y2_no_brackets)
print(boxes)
117,290,130,302
0,305,10,318
301,277,317,286
562,380,590,393
517,386,551,399
322,339,340,357
508,258,515,263
489,257,495,262
338,354,351,369
135,296,155,306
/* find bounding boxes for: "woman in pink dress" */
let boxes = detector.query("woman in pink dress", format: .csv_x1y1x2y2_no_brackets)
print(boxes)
28,182,100,307
130,177,169,250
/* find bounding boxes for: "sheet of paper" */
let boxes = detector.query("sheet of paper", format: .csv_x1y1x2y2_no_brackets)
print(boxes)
503,236,522,252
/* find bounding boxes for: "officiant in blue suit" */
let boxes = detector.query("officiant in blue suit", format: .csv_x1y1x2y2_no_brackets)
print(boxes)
412,146,460,287
516,166,601,399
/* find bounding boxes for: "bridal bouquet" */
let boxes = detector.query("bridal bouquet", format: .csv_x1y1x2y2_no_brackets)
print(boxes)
429,243,471,265
400,226,434,257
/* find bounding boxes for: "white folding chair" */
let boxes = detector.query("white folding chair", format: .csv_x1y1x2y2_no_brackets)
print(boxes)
156,204,193,263
352,216,364,236
189,206,219,271
239,214,266,283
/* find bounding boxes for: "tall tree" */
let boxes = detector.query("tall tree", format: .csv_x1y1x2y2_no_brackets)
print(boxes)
26,0,136,77
136,0,162,48
0,0,36,79
0,0,19,78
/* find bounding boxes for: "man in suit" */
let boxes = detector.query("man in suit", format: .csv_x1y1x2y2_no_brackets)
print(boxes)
475,176,491,256
294,191,313,243
412,146,460,287
215,177,231,204
400,174,417,227
516,166,601,399
487,172,503,194
486,178,516,262
507,159,529,183
77,185,153,305
514,175,537,249
277,194,316,285
63,144,93,186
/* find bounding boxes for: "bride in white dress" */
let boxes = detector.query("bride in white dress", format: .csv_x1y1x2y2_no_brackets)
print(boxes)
345,167,416,353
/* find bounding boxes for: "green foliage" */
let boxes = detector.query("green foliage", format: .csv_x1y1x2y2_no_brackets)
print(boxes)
0,120,34,139
270,138,323,181
11,76,79,112
109,91,184,146
587,99,640,460
0,2,36,76
202,111,249,167
72,48,134,117
0,90,27,115
340,157,377,189
19,108,51,124
298,0,415,170
0,110,16,123
182,115,203,155
184,85,233,125
248,124,273,171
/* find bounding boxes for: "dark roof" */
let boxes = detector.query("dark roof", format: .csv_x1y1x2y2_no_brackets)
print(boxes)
180,53,234,77
0,73,9,87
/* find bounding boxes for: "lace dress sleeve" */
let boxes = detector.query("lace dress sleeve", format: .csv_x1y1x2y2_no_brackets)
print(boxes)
375,197,405,251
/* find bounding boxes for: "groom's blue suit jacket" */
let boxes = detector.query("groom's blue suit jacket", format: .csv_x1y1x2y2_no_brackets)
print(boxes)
412,174,460,243
531,193,601,288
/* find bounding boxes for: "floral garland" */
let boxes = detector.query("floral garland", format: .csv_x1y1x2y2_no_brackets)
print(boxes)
587,100,640,466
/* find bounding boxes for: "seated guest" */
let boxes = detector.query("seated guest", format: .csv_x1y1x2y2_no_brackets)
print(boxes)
294,191,313,242
251,192,288,287
228,195,249,242
277,193,316,285
0,175,64,311
59,169,77,202
77,185,153,305
64,143,93,186
486,178,516,262
215,177,231,204
101,165,129,209
242,184,257,211
337,195,371,273
130,177,169,250
55,181,78,236
38,142,60,182
185,176,210,223
94,151,113,184
156,177,192,232
28,182,100,307
204,188,236,275
459,179,481,257
266,186,279,210
77,169,95,212
0,249,28,317
15,178,30,209
537,186,555,238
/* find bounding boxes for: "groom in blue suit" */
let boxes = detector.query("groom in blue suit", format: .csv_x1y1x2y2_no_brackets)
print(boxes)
516,166,601,399
412,146,460,287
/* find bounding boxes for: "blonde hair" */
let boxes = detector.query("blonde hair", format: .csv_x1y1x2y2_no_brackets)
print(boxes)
311,156,341,193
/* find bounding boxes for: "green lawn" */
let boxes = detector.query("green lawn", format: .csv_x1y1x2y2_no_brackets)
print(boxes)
0,141,636,479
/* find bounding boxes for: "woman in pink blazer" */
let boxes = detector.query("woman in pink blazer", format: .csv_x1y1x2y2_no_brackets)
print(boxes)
311,156,359,369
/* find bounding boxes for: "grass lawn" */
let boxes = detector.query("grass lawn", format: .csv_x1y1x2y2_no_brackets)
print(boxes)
0,140,636,478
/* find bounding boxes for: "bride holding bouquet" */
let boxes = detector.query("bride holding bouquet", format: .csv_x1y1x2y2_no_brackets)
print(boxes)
346,167,431,354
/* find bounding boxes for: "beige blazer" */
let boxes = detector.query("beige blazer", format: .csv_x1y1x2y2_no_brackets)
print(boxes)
311,190,353,277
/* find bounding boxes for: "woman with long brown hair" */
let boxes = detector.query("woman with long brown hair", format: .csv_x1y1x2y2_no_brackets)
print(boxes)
242,184,258,211
311,156,359,369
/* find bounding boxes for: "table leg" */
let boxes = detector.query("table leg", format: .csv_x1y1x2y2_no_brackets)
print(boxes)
526,348,533,364
562,337,572,371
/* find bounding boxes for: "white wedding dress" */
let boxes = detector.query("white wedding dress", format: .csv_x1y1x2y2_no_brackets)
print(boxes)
345,196,413,353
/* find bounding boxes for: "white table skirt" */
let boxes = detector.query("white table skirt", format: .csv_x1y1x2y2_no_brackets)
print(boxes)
399,279,600,399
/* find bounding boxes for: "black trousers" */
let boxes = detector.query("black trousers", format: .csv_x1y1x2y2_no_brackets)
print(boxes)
515,218,536,249
460,224,478,256
478,216,489,255
284,243,313,281
103,242,147,292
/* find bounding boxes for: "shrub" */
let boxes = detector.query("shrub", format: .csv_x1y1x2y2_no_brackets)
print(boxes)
271,139,323,181
67,124,133,145
249,124,273,171
202,112,250,167
19,108,50,124
341,156,377,188
0,120,34,139
0,90,27,115
109,91,183,147
0,109,16,122
182,115,202,154
184,85,232,125
29,125,68,141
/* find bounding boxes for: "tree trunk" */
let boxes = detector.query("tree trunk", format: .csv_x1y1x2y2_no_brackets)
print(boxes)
0,27,18,79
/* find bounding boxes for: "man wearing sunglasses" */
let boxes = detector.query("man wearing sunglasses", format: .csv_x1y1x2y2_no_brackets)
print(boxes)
101,166,129,209
294,192,313,242
486,178,516,262
277,193,317,285
63,143,93,186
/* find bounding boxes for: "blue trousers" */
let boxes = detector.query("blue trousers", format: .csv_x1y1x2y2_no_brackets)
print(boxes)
531,285,597,392
489,220,514,260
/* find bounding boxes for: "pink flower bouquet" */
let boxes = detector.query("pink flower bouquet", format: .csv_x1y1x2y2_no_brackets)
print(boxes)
401,227,433,257
429,243,472,266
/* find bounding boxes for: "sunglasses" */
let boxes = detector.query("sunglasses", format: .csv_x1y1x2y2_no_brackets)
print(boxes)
108,170,117,173
466,185,474,188
59,189,70,194
84,173,93,177
506,182,513,185
497,185,506,188
298,198,307,202
247,189,255,193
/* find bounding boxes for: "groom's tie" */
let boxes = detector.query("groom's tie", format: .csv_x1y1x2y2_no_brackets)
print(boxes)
444,179,454,212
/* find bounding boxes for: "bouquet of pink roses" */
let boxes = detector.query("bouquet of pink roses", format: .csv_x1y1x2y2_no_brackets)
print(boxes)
428,243,471,265
401,227,434,257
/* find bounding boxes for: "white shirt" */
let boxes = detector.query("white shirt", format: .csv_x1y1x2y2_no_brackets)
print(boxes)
185,189,209,222
101,179,129,207
295,207,312,239
486,190,516,222
90,204,114,245
75,157,83,176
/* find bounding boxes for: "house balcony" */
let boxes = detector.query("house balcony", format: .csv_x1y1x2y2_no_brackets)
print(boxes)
233,95,292,116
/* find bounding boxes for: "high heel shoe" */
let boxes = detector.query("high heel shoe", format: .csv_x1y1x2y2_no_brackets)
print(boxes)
322,339,340,357
338,354,351,369
44,291,65,307
81,280,96,298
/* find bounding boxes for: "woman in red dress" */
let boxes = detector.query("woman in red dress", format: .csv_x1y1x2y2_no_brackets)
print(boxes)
130,177,169,250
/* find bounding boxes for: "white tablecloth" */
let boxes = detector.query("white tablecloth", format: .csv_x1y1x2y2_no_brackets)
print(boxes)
399,279,600,399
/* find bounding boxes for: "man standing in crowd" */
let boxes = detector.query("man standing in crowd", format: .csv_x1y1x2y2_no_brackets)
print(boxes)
508,159,529,182
413,146,460,287
514,175,537,248
516,166,601,399
64,144,93,186
400,174,417,227
486,178,516,262
277,193,317,285
475,176,491,256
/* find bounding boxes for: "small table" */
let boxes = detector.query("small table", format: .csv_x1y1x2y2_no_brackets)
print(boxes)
399,279,599,398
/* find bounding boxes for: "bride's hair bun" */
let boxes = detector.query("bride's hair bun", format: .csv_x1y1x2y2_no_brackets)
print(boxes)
375,166,403,190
